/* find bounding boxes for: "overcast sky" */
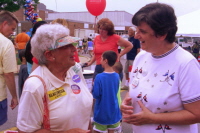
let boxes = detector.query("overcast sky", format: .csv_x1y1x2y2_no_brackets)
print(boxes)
39,0,200,16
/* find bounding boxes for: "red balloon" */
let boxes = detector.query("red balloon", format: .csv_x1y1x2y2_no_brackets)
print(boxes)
86,0,106,16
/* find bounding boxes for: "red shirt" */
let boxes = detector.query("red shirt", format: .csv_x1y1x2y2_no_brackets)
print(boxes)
93,34,120,65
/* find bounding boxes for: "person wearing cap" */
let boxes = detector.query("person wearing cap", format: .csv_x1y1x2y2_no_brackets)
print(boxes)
29,19,80,74
17,24,93,133
122,26,140,90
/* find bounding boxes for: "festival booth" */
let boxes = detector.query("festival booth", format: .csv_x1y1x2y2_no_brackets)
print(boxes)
176,9,200,47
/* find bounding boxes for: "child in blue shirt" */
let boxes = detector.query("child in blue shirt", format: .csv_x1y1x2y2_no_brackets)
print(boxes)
92,50,122,133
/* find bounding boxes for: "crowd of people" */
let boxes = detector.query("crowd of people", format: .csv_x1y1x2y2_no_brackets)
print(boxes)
0,2,200,133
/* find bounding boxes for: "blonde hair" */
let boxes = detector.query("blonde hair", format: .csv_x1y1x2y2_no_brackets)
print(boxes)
51,18,68,28
0,11,19,24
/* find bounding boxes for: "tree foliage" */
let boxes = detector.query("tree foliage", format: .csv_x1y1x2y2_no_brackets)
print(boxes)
0,0,39,12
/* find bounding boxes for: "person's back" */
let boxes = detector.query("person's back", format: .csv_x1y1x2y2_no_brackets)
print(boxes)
87,40,93,47
79,40,83,47
87,39,93,57
92,51,121,133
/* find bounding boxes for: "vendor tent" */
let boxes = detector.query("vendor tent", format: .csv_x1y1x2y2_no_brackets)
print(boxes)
176,9,200,37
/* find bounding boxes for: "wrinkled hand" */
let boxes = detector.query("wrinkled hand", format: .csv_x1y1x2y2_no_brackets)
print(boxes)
10,97,18,110
123,101,154,125
66,128,90,133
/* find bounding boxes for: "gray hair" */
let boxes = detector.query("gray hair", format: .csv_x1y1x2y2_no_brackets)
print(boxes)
31,24,69,65
129,26,136,31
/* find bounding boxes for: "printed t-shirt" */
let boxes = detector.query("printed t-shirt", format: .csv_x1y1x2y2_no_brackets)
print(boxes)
129,45,200,133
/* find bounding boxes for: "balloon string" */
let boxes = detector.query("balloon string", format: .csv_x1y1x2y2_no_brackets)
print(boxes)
95,16,98,33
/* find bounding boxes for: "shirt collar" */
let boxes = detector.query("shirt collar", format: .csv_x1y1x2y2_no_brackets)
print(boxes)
152,44,179,59
42,66,70,88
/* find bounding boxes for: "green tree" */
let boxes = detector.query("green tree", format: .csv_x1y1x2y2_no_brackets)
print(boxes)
0,0,39,12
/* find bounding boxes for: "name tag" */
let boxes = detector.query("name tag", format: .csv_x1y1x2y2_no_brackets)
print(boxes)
47,87,67,101
72,63,81,73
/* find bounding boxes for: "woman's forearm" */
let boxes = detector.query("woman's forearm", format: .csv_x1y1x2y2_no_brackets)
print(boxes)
125,101,200,125
119,44,132,58
118,38,133,58
151,110,199,125
88,54,96,66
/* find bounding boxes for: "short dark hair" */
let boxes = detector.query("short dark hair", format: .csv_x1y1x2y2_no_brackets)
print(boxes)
102,51,117,66
0,11,19,25
25,21,47,64
97,18,115,35
132,3,177,43
31,21,47,37
19,49,26,62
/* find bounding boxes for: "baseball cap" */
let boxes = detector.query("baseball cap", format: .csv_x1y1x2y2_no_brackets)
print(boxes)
49,35,81,50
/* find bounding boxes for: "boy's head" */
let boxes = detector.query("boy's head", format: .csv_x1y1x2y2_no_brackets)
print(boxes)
113,62,123,74
19,49,26,62
101,51,117,67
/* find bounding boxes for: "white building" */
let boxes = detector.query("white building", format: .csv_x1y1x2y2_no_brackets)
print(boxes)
46,11,134,35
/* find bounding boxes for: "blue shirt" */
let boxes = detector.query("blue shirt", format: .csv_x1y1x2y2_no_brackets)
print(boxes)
88,41,93,47
127,36,140,60
92,72,122,125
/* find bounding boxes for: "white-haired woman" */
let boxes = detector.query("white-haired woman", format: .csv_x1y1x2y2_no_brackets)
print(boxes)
17,24,93,133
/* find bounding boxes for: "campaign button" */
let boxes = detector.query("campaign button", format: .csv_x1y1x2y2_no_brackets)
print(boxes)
72,75,81,83
71,84,81,94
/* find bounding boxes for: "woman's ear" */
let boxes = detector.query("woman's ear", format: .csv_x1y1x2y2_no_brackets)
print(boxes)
158,34,167,41
44,50,55,61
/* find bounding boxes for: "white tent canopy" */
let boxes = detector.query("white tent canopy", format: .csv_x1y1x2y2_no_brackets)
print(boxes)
177,9,200,37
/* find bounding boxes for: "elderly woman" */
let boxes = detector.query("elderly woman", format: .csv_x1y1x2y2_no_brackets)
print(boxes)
87,18,133,79
121,3,200,133
30,19,80,73
17,24,93,133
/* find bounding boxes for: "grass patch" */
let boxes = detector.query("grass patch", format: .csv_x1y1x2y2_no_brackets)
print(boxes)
17,57,21,65
72,42,78,46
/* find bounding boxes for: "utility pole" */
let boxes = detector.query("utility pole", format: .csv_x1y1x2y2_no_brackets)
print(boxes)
55,0,57,11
